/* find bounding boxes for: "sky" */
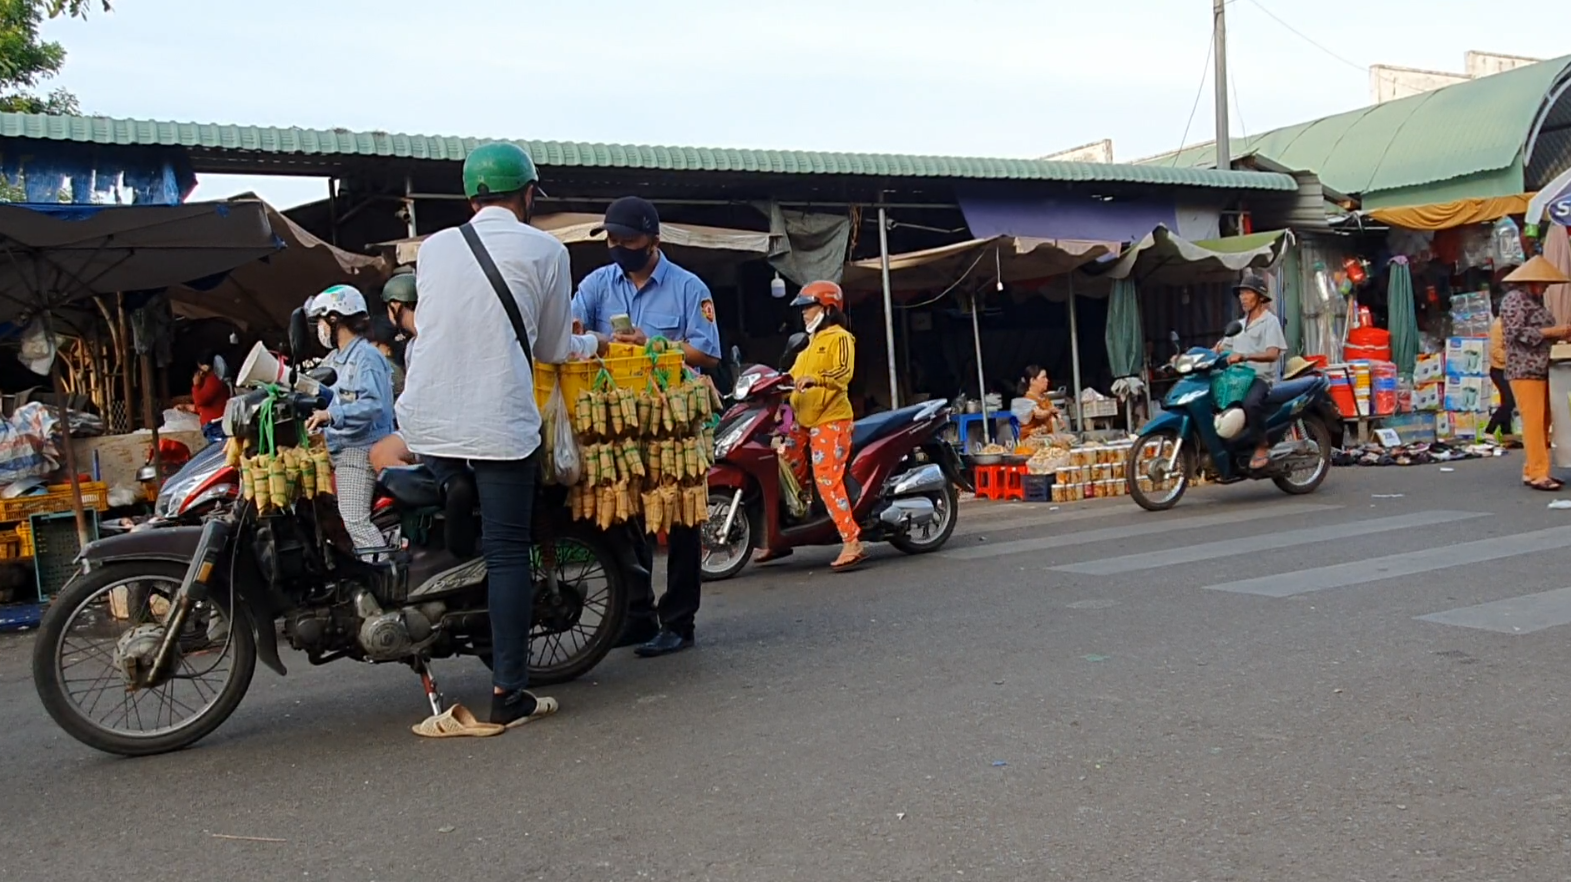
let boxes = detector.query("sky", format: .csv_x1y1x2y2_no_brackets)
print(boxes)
33,0,1571,209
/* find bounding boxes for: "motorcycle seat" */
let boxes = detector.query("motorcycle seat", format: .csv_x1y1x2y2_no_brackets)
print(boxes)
851,405,929,454
376,464,442,509
1264,376,1322,406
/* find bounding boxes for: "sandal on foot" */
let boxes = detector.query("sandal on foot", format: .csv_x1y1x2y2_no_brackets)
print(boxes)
411,703,504,739
502,696,558,730
830,547,867,572
1529,479,1564,491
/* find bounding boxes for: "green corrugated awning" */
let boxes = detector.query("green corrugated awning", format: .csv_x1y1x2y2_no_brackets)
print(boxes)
0,111,1298,191
1105,227,1290,283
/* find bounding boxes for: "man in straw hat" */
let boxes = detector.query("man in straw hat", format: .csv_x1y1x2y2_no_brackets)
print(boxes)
1216,270,1287,471
1499,255,1571,490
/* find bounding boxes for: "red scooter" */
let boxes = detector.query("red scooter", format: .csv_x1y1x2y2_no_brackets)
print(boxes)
701,336,972,580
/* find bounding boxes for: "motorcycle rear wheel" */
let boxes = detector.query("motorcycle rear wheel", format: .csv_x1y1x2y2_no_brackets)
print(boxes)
32,561,257,757
1127,429,1193,512
1272,416,1332,495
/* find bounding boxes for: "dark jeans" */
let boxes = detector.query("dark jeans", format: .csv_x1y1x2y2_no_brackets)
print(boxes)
1240,377,1270,450
425,455,537,692
1486,367,1517,434
202,421,225,444
628,523,702,639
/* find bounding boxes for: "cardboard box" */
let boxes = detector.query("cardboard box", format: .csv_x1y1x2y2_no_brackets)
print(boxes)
1436,411,1452,438
1413,381,1443,412
1414,353,1444,384
1445,337,1489,379
1448,410,1479,438
1444,377,1487,412
1379,412,1437,445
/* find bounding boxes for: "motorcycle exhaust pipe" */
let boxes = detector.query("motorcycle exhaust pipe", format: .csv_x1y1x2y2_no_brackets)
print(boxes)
879,498,937,529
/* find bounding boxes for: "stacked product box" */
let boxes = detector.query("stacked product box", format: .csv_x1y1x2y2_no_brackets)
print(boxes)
1441,336,1492,438
1412,353,1444,412
1450,290,1493,338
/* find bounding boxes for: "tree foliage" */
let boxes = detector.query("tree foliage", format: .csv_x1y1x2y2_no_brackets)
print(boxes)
0,0,111,115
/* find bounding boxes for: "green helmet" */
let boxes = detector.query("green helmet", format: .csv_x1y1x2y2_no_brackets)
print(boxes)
381,269,417,305
463,142,538,199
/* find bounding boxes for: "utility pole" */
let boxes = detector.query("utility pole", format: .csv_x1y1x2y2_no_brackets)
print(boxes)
1213,0,1231,170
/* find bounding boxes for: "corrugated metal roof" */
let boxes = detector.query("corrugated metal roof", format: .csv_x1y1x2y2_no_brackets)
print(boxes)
0,112,1298,191
1142,55,1571,199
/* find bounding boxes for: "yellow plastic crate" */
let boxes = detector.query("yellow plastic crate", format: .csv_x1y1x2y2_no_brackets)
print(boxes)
0,528,24,561
533,345,686,412
0,481,111,524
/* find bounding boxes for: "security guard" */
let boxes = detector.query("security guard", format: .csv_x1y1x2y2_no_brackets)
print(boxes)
573,196,720,657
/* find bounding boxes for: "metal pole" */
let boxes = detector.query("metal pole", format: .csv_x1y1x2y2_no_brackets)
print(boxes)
1213,0,1231,170
876,204,900,410
1068,276,1084,434
404,175,418,238
970,290,990,445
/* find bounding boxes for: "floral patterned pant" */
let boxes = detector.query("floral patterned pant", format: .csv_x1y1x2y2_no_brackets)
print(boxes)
783,419,860,544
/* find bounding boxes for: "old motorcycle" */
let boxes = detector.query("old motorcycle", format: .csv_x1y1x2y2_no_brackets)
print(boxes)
32,310,637,756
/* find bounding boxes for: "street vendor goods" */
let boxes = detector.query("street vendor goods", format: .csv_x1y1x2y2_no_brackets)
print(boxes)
699,338,972,581
1127,326,1340,511
31,311,638,758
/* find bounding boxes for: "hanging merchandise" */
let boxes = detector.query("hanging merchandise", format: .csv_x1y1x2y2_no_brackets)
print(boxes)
1491,216,1526,268
1342,256,1369,286
1458,225,1494,271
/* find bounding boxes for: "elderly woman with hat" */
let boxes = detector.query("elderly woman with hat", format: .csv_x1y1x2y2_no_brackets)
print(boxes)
1499,255,1571,490
1216,270,1287,471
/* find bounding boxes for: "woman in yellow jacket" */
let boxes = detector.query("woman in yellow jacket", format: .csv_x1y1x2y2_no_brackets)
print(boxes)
785,280,864,571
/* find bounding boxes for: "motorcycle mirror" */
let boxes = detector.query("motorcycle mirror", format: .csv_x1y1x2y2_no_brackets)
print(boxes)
730,344,742,368
306,366,337,387
1168,330,1181,349
780,332,808,368
287,307,311,363
1223,319,1245,338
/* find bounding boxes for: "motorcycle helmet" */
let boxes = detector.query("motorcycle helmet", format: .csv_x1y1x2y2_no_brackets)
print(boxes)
1214,406,1247,440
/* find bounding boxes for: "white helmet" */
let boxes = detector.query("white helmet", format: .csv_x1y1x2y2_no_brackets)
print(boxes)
310,284,367,318
1214,406,1247,440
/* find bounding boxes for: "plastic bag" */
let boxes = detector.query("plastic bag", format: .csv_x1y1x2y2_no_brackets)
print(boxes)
544,383,582,486
1210,364,1258,410
1491,216,1525,268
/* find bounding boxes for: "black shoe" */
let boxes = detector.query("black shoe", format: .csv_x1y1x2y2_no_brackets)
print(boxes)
615,618,661,649
634,629,694,658
489,689,558,728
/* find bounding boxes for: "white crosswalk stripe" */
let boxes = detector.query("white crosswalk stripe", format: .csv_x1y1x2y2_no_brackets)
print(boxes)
1054,510,1485,576
1417,588,1571,635
940,501,1341,562
1203,526,1571,597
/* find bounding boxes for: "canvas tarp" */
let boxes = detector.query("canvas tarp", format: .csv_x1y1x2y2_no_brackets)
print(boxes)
840,236,1118,297
382,213,772,266
166,195,389,330
1103,226,1290,284
0,200,280,325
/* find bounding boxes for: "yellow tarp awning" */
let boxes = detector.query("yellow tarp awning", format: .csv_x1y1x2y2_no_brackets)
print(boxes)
1368,193,1536,230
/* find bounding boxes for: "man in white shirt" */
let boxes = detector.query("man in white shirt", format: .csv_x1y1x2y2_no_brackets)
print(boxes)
398,142,603,728
1216,271,1287,471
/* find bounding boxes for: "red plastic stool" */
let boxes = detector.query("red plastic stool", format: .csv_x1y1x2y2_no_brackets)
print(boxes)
974,465,1006,500
1000,464,1028,501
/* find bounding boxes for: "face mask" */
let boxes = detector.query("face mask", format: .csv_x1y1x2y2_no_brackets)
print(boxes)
317,321,333,349
610,245,652,275
804,309,825,334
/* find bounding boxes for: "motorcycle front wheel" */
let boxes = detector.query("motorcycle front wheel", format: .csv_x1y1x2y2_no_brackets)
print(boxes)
32,561,257,757
700,490,754,582
1127,429,1194,512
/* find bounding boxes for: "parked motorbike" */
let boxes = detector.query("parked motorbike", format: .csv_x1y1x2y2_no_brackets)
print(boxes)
1126,324,1339,512
32,309,637,757
700,335,971,580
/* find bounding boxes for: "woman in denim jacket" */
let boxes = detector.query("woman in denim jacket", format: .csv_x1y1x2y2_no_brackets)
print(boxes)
305,285,395,553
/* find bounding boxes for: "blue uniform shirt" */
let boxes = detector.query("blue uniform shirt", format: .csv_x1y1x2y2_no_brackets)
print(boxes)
321,335,395,454
573,253,721,360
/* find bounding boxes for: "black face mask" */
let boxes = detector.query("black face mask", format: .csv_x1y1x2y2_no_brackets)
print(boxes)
610,245,653,275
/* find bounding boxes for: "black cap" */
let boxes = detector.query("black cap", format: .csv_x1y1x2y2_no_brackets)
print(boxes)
591,196,661,239
1233,270,1271,300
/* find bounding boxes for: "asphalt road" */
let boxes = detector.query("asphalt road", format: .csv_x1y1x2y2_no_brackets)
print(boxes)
4,455,1571,881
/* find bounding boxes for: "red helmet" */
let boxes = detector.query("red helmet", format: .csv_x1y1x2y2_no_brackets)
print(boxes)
790,280,844,309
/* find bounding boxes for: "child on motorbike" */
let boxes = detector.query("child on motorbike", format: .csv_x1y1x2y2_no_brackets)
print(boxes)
783,280,864,571
305,285,396,556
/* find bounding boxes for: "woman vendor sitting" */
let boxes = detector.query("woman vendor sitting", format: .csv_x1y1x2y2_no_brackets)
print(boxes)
1017,365,1062,436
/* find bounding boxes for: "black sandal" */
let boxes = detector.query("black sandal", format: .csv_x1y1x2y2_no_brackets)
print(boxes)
1528,479,1563,491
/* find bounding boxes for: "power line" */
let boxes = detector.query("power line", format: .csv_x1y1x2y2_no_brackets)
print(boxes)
1231,64,1249,139
1245,0,1439,93
1170,28,1215,166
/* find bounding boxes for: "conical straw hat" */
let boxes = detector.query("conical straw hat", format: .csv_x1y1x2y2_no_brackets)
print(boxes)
1502,255,1571,285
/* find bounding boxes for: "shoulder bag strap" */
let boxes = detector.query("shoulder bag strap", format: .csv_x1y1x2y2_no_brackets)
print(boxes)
459,222,532,364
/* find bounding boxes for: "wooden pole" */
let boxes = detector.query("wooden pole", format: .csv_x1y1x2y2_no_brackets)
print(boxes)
117,294,133,431
48,352,90,546
141,351,163,488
